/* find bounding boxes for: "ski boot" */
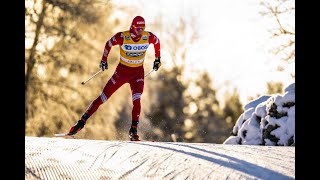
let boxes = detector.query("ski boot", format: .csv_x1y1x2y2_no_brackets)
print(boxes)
129,127,140,141
67,119,86,136
67,113,90,136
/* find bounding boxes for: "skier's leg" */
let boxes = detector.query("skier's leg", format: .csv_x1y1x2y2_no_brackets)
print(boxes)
68,71,126,135
85,74,126,116
128,76,144,140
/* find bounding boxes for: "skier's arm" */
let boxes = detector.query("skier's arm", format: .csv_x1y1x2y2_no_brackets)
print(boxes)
149,32,161,70
148,32,161,59
101,32,124,62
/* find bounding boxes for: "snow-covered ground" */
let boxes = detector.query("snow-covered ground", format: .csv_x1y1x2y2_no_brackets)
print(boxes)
25,136,294,179
224,83,295,146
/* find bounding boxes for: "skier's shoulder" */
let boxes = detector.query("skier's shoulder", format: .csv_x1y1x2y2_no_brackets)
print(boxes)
111,32,125,42
147,31,159,38
146,31,153,36
114,31,124,37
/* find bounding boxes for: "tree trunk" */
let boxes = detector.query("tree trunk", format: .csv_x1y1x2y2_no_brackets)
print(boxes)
25,0,47,120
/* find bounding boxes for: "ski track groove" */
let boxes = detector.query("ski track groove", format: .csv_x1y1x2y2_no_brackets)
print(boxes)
46,158,60,180
43,158,55,180
119,151,139,165
68,154,85,180
25,166,41,180
163,170,176,179
118,159,148,179
106,150,118,162
32,150,46,180
149,154,173,170
88,144,122,170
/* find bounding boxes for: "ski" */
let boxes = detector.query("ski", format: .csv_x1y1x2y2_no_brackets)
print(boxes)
140,140,155,142
129,134,155,142
54,133,75,139
130,139,155,142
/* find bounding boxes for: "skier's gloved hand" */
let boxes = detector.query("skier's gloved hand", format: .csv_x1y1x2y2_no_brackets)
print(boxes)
153,57,161,71
100,60,108,71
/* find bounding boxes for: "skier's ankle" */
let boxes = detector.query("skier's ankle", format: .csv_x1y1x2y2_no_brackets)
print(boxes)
131,120,139,129
81,113,90,122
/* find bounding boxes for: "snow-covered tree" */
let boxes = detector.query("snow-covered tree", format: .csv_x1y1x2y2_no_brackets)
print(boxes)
223,82,295,146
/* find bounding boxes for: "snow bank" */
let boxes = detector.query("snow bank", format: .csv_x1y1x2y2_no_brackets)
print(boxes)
224,82,295,146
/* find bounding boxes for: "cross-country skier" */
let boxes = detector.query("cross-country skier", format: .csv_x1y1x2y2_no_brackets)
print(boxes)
67,16,161,141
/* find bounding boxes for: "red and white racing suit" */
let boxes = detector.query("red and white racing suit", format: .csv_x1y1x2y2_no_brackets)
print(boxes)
84,29,161,123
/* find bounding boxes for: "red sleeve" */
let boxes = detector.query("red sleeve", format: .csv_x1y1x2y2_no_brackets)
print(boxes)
101,32,124,62
148,32,161,58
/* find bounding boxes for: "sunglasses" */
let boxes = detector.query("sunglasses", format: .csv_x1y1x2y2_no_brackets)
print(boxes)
133,26,145,31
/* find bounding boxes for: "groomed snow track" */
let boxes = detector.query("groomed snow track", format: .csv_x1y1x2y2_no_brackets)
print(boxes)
25,136,294,179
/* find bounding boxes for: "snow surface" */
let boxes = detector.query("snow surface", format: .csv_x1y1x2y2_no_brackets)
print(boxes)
244,95,272,111
25,136,294,179
224,82,295,146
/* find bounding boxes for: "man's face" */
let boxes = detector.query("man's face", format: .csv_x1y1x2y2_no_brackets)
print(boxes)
133,25,145,36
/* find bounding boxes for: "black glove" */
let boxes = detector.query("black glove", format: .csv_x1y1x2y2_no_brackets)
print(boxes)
153,57,161,71
99,60,108,71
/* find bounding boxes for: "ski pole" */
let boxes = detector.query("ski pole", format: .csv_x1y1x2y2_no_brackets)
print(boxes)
144,69,155,78
81,70,103,85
